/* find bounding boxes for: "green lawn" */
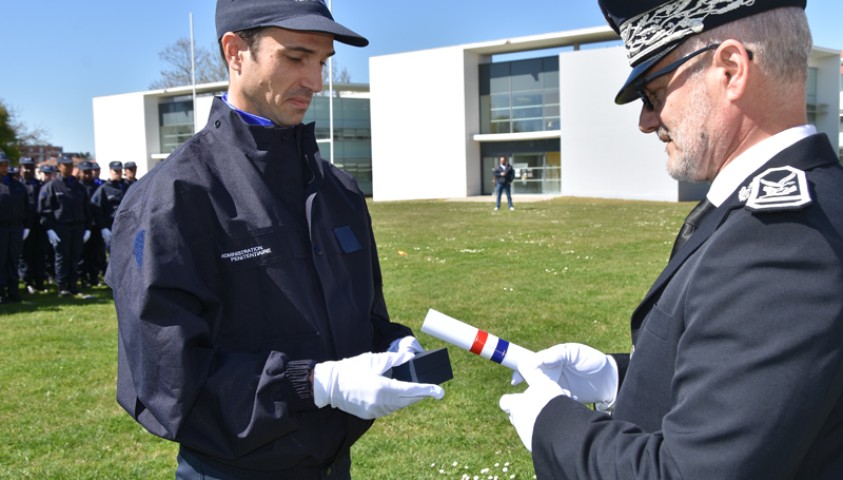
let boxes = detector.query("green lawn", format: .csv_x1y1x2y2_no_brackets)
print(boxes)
0,197,691,479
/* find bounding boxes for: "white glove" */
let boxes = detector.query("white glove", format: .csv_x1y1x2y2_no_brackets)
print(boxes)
388,336,424,355
83,230,91,243
500,357,569,452
47,229,61,247
511,343,618,411
23,229,30,240
313,351,445,420
101,228,112,244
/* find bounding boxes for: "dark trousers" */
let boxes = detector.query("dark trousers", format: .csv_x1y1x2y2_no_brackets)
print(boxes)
0,225,24,297
80,229,105,285
175,447,351,480
53,223,84,292
21,226,49,288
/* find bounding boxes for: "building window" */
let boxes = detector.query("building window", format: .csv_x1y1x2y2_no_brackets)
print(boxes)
479,56,560,134
303,96,373,195
159,96,195,154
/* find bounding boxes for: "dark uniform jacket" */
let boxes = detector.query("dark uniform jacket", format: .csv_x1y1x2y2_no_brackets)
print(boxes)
494,164,515,185
21,177,42,229
38,176,92,229
90,179,128,230
532,134,843,479
106,98,411,475
0,175,28,226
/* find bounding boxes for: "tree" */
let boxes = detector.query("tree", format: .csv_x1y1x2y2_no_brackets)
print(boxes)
0,100,19,160
319,63,353,97
0,99,53,163
150,38,228,89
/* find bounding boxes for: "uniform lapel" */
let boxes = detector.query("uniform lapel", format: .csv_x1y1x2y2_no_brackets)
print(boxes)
629,133,837,329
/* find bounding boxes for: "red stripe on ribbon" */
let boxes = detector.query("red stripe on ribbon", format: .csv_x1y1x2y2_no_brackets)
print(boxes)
470,329,488,355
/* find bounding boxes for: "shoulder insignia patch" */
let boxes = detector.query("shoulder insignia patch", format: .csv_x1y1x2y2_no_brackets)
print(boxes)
743,166,812,212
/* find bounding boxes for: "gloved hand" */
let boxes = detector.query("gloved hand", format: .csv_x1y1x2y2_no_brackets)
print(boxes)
101,228,112,244
47,229,61,247
388,336,424,355
83,230,91,243
313,351,445,420
511,343,618,411
500,356,569,452
22,229,30,241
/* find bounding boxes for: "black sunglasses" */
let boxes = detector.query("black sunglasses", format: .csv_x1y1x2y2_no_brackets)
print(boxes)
636,43,754,111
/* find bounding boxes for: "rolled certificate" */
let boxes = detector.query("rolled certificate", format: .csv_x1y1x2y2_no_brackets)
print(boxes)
421,309,535,371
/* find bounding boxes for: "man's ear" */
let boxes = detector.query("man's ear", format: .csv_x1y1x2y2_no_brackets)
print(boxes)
220,32,247,72
714,40,752,102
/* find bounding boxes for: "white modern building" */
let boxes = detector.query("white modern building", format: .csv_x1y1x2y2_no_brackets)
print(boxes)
369,26,841,202
92,26,841,202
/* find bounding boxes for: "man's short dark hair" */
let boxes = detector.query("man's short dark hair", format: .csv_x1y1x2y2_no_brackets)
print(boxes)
218,27,268,66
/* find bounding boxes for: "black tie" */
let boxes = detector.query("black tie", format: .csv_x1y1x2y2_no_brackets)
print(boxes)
670,198,714,259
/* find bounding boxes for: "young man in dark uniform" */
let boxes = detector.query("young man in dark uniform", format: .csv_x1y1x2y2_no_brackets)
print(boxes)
18,157,49,294
500,1,843,479
77,161,105,287
38,156,92,297
0,151,29,303
106,1,444,478
90,161,128,252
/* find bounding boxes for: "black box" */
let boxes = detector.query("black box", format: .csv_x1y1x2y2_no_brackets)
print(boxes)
388,348,453,384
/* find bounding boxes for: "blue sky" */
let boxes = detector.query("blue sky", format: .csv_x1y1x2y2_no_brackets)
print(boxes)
2,0,841,157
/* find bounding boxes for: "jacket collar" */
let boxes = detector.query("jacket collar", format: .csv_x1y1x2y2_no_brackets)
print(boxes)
631,134,838,325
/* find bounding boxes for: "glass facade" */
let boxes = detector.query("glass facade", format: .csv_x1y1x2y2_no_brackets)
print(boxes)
479,57,562,195
159,95,195,154
479,57,560,134
480,139,562,195
302,96,373,195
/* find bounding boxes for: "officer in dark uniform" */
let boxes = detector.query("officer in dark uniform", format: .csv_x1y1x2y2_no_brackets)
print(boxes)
123,161,137,185
78,161,104,287
39,156,92,297
19,157,49,294
90,161,128,253
107,1,444,478
0,151,29,303
500,1,843,479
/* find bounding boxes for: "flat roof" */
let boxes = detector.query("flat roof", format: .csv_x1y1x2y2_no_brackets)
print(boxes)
464,26,619,56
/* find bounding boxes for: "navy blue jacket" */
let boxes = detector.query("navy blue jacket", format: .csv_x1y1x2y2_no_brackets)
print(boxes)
0,174,28,225
532,134,843,479
106,98,411,475
21,177,42,229
90,179,128,229
38,175,92,229
494,164,515,184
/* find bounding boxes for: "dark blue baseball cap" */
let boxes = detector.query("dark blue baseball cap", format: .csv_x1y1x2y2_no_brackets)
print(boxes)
79,161,95,171
124,161,137,169
216,0,368,47
57,156,74,165
40,165,56,173
19,157,35,166
109,161,123,170
598,0,807,105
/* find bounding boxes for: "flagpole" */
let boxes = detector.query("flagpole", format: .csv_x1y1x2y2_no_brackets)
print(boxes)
190,12,197,128
328,0,335,165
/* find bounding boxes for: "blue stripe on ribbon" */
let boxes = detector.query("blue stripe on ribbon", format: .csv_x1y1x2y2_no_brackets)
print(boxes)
491,338,510,364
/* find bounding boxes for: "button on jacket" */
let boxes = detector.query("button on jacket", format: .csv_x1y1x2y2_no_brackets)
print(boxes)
106,98,411,475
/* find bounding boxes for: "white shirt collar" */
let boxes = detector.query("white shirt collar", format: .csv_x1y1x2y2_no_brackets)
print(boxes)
706,125,817,207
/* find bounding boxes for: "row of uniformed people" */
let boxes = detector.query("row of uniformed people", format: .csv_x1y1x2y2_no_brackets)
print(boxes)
0,152,134,302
